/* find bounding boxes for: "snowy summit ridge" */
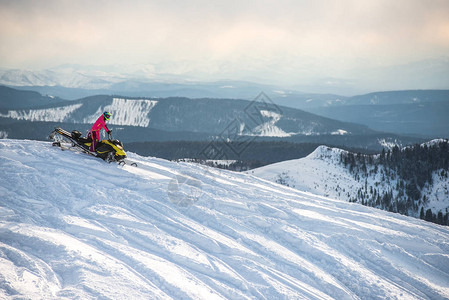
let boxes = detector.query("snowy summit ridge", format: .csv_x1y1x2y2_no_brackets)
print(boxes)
1,139,449,299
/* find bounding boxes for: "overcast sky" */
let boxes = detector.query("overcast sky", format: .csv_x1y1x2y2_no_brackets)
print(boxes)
1,0,448,91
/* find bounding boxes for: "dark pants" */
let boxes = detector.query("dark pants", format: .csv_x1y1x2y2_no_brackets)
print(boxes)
90,131,99,152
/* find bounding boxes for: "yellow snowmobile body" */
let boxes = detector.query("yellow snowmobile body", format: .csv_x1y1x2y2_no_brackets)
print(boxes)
95,139,127,161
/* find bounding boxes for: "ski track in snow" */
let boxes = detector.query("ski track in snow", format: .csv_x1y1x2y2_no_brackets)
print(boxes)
0,139,449,299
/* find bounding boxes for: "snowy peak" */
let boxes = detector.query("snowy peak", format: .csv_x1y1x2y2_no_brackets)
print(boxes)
419,138,449,148
308,145,347,160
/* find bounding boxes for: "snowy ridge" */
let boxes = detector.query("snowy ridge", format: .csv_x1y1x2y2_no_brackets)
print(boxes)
419,139,448,148
378,138,402,150
1,139,449,299
251,144,449,219
250,146,354,197
309,145,346,160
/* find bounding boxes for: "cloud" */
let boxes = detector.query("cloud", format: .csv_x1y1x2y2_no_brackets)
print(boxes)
0,0,448,88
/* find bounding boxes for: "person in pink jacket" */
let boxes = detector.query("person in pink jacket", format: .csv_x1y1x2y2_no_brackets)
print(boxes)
90,112,112,151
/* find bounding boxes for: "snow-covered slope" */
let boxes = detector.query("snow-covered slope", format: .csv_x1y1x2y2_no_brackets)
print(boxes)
1,140,449,299
0,98,158,128
81,98,158,127
0,104,83,122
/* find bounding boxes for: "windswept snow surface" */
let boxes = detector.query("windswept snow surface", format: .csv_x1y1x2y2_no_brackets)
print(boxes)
1,140,449,299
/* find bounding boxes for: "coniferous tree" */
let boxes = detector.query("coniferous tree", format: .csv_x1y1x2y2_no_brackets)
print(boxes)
425,209,433,222
437,211,444,225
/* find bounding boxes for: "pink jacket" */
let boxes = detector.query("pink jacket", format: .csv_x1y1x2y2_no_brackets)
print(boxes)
90,115,110,140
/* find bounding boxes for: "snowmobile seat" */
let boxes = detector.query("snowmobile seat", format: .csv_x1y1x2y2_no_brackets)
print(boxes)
78,136,92,144
71,130,82,139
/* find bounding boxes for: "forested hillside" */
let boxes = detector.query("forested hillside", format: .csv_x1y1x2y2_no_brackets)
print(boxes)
340,140,449,225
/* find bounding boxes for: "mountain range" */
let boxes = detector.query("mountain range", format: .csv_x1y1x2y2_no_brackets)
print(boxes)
1,85,421,156
0,85,64,109
0,92,371,137
1,58,449,95
1,64,448,138
0,66,282,100
275,90,449,138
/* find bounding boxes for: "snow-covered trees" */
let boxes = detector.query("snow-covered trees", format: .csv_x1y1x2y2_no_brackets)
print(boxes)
339,140,449,225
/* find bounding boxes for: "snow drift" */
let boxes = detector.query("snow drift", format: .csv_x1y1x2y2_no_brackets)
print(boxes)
1,139,449,299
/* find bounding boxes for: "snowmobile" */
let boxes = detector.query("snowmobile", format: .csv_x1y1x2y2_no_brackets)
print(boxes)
49,127,136,166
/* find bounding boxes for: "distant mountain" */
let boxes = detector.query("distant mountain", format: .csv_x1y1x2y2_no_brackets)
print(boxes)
2,64,447,138
2,57,449,95
271,92,348,109
0,92,374,137
0,69,55,87
345,90,449,105
251,140,449,226
309,101,449,138
0,66,293,100
9,80,285,101
0,67,120,89
0,85,64,109
0,86,427,153
274,90,449,110
274,90,449,138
